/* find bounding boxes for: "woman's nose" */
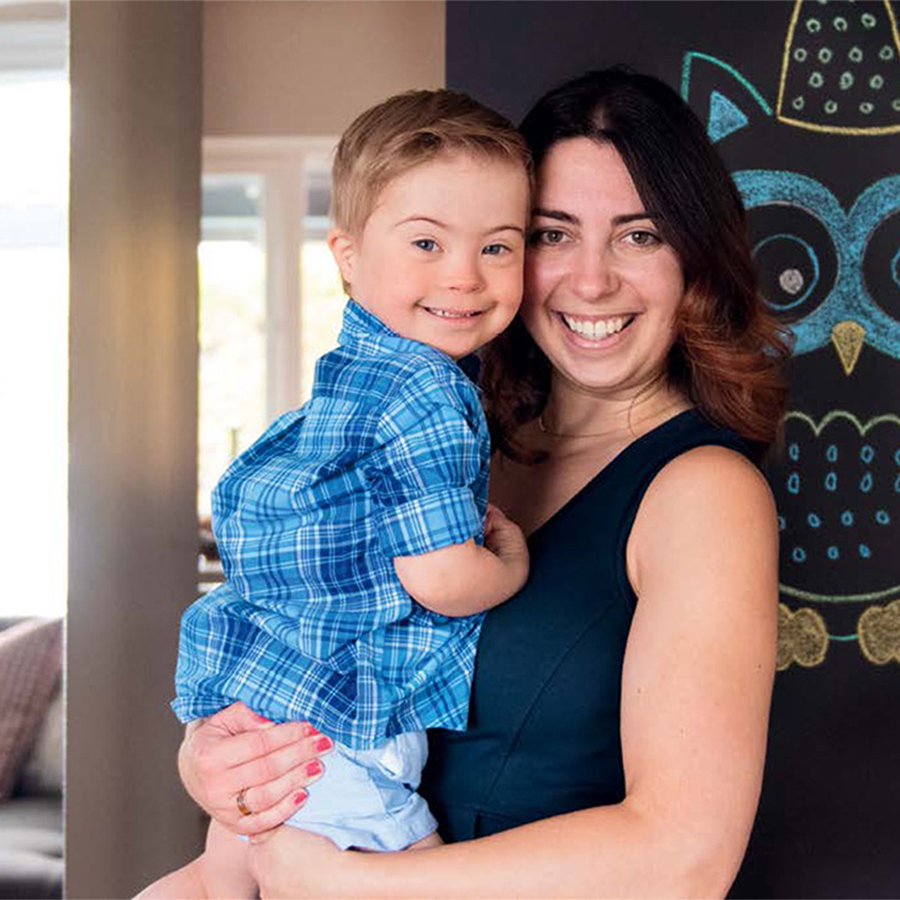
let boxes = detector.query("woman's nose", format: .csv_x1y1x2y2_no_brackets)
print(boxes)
569,245,618,300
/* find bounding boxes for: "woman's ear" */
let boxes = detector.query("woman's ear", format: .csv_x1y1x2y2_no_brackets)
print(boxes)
327,228,356,291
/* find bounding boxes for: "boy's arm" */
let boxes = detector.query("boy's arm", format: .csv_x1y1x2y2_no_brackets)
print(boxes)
394,505,529,617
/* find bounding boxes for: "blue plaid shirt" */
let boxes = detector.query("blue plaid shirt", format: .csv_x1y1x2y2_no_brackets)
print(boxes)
173,300,490,748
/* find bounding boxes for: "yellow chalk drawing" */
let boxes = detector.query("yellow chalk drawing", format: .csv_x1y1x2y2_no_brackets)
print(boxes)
857,600,900,664
782,409,900,438
777,0,900,135
830,320,866,375
777,603,829,670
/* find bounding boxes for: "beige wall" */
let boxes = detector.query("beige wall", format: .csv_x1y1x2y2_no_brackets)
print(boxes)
67,2,203,896
204,0,445,136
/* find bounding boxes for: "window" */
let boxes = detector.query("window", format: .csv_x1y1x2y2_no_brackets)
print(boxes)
198,139,344,580
0,15,69,617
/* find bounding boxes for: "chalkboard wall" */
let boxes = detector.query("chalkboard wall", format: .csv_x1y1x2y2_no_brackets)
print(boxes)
447,2,900,896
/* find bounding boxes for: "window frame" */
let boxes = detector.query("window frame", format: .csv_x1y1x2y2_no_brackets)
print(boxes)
202,136,337,422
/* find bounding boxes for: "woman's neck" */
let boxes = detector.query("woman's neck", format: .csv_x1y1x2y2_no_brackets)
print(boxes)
538,377,691,445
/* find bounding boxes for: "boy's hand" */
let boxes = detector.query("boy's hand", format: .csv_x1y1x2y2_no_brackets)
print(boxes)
483,503,529,592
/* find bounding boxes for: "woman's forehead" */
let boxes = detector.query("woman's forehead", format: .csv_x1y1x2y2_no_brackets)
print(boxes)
534,138,643,211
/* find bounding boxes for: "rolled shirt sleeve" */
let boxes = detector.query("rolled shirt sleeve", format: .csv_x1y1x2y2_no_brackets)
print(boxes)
367,373,487,560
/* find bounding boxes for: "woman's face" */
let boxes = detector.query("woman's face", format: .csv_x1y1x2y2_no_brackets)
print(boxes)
520,137,686,400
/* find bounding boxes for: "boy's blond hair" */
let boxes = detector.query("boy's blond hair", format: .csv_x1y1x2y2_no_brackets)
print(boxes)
331,89,531,237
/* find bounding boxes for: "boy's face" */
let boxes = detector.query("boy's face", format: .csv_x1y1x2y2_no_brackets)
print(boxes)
329,152,529,359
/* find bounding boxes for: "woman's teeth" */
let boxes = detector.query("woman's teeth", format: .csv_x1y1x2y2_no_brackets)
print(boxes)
561,314,630,339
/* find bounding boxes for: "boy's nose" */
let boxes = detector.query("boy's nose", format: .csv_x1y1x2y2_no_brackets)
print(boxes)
445,254,485,293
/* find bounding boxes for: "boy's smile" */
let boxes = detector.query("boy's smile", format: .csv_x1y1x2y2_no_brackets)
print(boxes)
328,152,529,359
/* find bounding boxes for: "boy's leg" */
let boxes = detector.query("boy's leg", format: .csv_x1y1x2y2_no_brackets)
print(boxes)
196,820,258,899
134,820,256,900
134,855,209,900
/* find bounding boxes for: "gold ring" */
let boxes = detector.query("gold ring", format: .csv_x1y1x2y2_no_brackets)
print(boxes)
236,787,252,817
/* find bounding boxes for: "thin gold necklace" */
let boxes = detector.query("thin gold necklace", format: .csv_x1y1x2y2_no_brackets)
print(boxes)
537,401,687,440
537,414,623,439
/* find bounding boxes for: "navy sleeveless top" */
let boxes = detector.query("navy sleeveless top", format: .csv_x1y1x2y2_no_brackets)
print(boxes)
421,409,749,841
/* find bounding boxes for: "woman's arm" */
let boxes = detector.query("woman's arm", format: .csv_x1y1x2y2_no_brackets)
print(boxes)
250,445,778,898
178,702,333,835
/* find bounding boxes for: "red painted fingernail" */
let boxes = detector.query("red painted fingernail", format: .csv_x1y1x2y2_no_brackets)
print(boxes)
254,712,271,723
305,760,323,777
293,790,307,805
313,736,333,753
303,723,321,737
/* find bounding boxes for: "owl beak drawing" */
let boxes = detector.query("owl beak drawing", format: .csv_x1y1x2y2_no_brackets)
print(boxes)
831,320,866,375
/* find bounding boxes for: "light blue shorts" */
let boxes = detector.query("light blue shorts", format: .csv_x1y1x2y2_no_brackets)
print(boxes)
284,730,438,851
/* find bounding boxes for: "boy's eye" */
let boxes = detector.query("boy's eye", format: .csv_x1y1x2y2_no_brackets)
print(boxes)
413,239,438,252
482,243,509,256
528,228,567,246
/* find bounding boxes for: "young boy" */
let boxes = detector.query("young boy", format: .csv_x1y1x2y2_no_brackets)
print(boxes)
141,90,531,898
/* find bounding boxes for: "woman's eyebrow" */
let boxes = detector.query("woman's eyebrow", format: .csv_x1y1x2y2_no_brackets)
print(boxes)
611,212,659,225
531,207,578,223
531,209,660,226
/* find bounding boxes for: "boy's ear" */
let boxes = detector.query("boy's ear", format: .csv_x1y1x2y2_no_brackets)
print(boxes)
327,228,356,287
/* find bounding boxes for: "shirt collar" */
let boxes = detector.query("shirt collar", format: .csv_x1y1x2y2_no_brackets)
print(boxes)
338,298,454,365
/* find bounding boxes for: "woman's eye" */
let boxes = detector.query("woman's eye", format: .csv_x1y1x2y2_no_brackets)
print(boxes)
529,229,566,246
482,243,509,256
413,239,438,252
625,230,661,247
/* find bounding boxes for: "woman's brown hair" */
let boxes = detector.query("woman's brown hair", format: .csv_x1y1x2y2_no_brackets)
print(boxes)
481,68,792,465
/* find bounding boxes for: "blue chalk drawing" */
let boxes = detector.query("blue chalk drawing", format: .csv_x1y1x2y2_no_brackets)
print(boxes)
734,170,900,362
752,233,821,308
708,90,750,142
681,51,774,115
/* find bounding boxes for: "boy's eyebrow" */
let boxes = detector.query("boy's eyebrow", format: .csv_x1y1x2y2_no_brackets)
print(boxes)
395,216,448,229
486,224,526,236
395,216,526,235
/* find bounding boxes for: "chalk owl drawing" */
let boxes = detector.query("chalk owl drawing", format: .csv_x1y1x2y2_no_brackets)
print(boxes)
682,0,900,669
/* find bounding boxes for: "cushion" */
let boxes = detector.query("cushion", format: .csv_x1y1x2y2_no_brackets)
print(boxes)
0,619,63,802
18,687,63,796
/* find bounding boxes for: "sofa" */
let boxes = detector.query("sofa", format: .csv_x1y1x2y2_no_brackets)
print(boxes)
0,618,63,900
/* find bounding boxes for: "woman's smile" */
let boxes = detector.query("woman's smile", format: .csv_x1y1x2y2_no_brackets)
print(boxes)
556,311,638,344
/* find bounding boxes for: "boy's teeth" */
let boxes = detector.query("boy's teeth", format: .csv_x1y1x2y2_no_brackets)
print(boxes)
429,308,478,318
561,314,627,339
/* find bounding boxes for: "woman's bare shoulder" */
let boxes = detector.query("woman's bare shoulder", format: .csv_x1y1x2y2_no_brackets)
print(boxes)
627,443,778,599
644,443,775,519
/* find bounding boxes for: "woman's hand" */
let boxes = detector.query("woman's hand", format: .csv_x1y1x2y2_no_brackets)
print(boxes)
178,701,333,836
248,827,350,899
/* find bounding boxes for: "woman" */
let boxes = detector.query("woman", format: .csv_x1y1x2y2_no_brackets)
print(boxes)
178,68,790,897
